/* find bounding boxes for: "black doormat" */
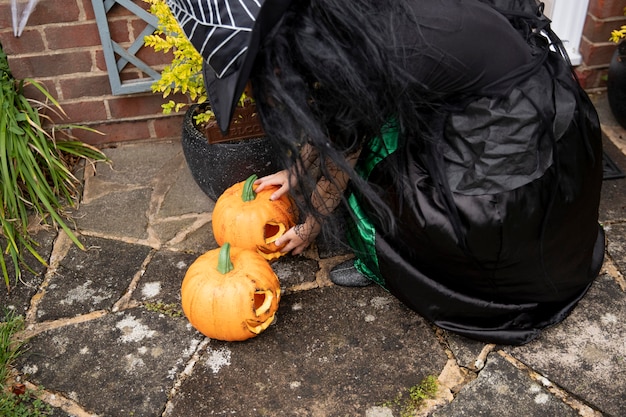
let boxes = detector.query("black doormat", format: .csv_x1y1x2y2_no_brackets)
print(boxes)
603,150,626,180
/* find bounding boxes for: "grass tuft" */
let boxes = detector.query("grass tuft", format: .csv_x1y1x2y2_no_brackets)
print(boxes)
1,310,52,416
382,375,439,417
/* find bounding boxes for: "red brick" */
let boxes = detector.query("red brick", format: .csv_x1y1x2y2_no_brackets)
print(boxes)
49,100,109,125
59,74,112,99
0,3,12,29
77,120,152,145
584,14,626,42
108,94,173,119
20,79,59,103
153,114,186,140
588,0,626,19
95,50,108,72
136,44,174,67
22,0,81,26
45,23,101,50
81,0,96,20
107,0,149,18
577,64,610,90
119,69,149,83
107,2,130,17
581,37,619,66
8,51,93,79
0,28,45,55
129,16,153,42
108,18,133,44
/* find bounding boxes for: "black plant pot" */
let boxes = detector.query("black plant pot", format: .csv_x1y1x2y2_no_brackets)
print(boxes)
181,105,282,201
607,42,626,130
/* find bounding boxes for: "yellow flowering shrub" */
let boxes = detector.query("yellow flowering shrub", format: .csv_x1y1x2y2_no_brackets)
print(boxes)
144,0,250,124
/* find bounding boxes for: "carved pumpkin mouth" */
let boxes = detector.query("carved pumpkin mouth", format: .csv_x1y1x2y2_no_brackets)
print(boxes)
246,314,276,335
254,290,274,315
257,222,287,260
246,289,279,334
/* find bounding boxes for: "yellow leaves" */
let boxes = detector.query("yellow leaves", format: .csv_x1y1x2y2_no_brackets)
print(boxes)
610,26,626,43
143,0,247,123
143,0,206,111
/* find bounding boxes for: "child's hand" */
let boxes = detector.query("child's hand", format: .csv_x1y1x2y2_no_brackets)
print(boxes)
254,170,293,200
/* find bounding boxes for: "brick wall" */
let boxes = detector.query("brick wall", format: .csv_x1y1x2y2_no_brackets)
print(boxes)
577,0,626,89
0,0,624,145
0,0,184,146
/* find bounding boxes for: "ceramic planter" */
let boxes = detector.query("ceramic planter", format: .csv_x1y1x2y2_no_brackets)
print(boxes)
607,41,626,129
181,104,283,200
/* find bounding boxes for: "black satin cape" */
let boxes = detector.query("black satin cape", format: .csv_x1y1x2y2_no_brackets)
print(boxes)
346,0,605,345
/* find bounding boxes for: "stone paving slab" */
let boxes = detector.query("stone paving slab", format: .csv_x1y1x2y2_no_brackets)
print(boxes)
18,307,202,417
599,135,626,222
506,273,626,417
4,93,626,417
37,236,152,322
432,353,579,417
165,285,448,417
1,229,56,314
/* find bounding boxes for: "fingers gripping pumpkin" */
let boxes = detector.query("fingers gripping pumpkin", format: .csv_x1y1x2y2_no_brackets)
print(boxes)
212,174,297,261
181,243,281,341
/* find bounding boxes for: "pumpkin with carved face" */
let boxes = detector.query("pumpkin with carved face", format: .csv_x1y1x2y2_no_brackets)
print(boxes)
212,174,297,261
181,243,281,341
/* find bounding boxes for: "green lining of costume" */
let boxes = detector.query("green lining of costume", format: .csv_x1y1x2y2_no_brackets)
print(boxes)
346,121,399,287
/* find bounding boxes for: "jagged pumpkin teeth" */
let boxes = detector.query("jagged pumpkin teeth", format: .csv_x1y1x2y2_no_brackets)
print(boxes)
254,290,275,316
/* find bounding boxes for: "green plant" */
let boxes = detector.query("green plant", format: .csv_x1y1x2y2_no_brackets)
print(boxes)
144,300,183,318
143,0,250,125
382,375,438,417
0,310,23,388
0,389,52,417
0,43,108,290
1,310,52,416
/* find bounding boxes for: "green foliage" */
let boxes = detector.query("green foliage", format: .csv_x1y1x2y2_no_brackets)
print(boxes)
382,375,439,417
0,310,24,388
143,0,251,125
0,310,52,416
0,43,108,290
143,0,209,119
144,300,183,317
0,389,53,417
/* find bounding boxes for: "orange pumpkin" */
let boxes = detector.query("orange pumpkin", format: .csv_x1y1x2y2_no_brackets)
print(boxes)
212,174,298,261
181,243,281,341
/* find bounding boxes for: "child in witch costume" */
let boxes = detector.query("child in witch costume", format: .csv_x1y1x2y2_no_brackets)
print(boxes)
166,0,605,345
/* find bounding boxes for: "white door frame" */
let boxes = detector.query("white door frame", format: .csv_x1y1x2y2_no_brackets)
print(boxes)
543,0,590,65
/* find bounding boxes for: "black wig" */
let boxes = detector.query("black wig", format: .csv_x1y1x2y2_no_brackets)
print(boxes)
250,0,445,236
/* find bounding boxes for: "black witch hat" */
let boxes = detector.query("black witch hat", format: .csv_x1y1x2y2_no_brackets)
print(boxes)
166,0,292,134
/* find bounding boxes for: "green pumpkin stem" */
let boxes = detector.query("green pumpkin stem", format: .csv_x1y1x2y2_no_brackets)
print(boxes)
217,243,234,274
241,174,258,202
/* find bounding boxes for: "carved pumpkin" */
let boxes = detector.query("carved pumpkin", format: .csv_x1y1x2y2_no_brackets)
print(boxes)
212,174,297,261
181,243,281,341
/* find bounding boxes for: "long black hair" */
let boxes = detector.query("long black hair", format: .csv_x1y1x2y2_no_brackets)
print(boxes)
250,0,440,236
249,0,594,247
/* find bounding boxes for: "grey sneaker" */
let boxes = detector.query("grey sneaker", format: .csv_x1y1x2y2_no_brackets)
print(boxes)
329,260,372,287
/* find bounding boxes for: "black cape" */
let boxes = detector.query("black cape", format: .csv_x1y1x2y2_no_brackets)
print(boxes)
347,0,604,345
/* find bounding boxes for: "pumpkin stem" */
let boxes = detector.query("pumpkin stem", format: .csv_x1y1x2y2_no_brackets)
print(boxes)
241,174,258,202
217,243,234,274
